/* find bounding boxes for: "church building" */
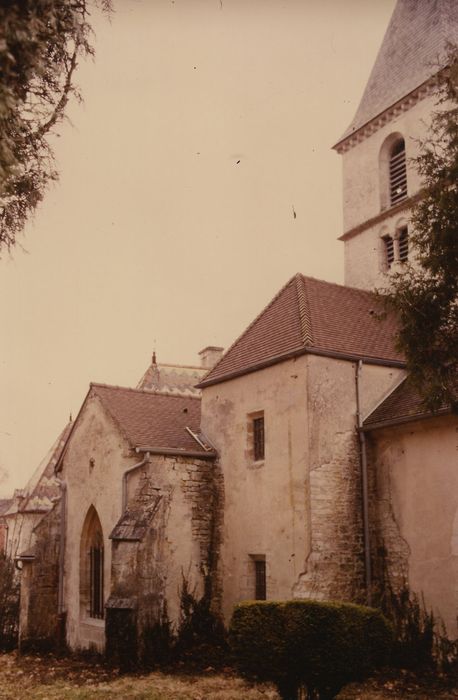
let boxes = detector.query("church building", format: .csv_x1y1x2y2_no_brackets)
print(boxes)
12,0,458,654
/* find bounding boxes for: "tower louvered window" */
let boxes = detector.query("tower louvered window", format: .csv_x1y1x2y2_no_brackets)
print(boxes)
383,235,395,268
389,139,407,206
398,227,409,262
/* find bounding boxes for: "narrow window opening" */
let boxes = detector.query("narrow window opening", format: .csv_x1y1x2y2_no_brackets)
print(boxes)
398,227,409,262
89,532,104,619
253,416,265,461
80,506,105,621
389,139,407,206
252,556,267,600
383,235,395,268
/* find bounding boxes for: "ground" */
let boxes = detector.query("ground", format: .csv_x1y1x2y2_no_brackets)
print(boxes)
0,653,456,699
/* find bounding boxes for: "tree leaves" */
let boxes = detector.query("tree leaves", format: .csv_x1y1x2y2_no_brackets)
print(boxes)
382,46,458,411
0,0,111,254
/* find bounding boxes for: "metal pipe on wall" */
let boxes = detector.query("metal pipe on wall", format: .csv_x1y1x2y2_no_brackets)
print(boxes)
122,452,151,512
355,359,373,606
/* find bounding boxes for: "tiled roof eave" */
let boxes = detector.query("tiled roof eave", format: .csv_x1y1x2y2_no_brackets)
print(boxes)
110,533,143,542
362,406,452,432
198,346,406,388
134,445,217,460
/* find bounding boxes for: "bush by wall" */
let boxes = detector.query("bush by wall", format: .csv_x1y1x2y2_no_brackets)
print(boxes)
173,576,228,670
380,583,458,676
0,553,19,650
229,599,393,700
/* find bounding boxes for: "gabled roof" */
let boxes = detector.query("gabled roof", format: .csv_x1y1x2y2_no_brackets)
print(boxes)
336,0,458,146
90,384,215,457
110,492,163,542
363,376,457,430
136,359,206,397
4,422,71,516
198,274,404,388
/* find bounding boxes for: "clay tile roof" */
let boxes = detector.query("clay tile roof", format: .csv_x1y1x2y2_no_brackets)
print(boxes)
0,499,12,516
336,0,458,146
91,384,214,456
136,362,206,396
198,274,404,387
364,376,457,430
4,421,72,516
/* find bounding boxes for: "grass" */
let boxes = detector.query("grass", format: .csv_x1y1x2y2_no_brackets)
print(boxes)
0,652,457,699
0,653,276,700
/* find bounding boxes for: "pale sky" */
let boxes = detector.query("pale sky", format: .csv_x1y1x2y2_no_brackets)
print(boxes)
0,0,396,496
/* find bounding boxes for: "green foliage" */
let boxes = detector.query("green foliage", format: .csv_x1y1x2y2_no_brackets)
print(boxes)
381,45,458,410
141,601,174,669
105,606,138,672
0,552,19,650
381,583,458,677
229,599,393,700
106,577,227,671
0,0,111,252
174,575,228,669
434,620,458,677
381,585,435,670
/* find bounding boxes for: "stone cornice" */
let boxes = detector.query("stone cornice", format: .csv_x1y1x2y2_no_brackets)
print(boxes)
333,77,437,154
339,193,421,242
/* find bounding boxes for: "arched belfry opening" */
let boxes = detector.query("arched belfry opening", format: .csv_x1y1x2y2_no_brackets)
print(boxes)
80,506,105,620
379,132,408,211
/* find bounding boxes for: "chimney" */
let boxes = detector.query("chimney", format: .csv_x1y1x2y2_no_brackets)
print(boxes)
198,346,224,369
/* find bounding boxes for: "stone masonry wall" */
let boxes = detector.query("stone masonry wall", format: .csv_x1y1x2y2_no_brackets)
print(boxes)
293,357,396,604
19,499,62,650
179,456,224,610
366,434,410,603
107,454,222,662
295,430,365,602
366,416,458,637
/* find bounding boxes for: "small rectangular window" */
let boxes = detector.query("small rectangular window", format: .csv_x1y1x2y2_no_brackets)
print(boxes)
253,557,267,600
253,416,265,461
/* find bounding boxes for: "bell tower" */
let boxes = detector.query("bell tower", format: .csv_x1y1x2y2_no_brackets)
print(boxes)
334,0,458,291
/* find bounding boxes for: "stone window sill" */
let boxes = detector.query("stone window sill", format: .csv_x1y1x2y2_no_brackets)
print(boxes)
81,617,105,628
248,460,265,470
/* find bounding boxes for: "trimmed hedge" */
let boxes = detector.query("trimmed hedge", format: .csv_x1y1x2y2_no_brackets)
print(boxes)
229,599,393,700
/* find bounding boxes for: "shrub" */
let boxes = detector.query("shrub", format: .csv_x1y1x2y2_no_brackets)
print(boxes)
141,602,174,670
381,583,458,676
0,552,19,650
381,584,434,670
229,599,393,700
174,576,228,669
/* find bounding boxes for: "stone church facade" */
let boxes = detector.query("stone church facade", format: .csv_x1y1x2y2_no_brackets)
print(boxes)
11,0,458,653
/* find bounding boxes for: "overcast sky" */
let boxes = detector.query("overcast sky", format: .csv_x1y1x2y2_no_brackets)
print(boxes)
0,0,396,496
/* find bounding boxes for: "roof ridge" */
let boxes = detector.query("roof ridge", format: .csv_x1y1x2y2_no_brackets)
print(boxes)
156,363,205,371
199,274,302,382
295,274,313,346
90,382,202,400
300,273,379,296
